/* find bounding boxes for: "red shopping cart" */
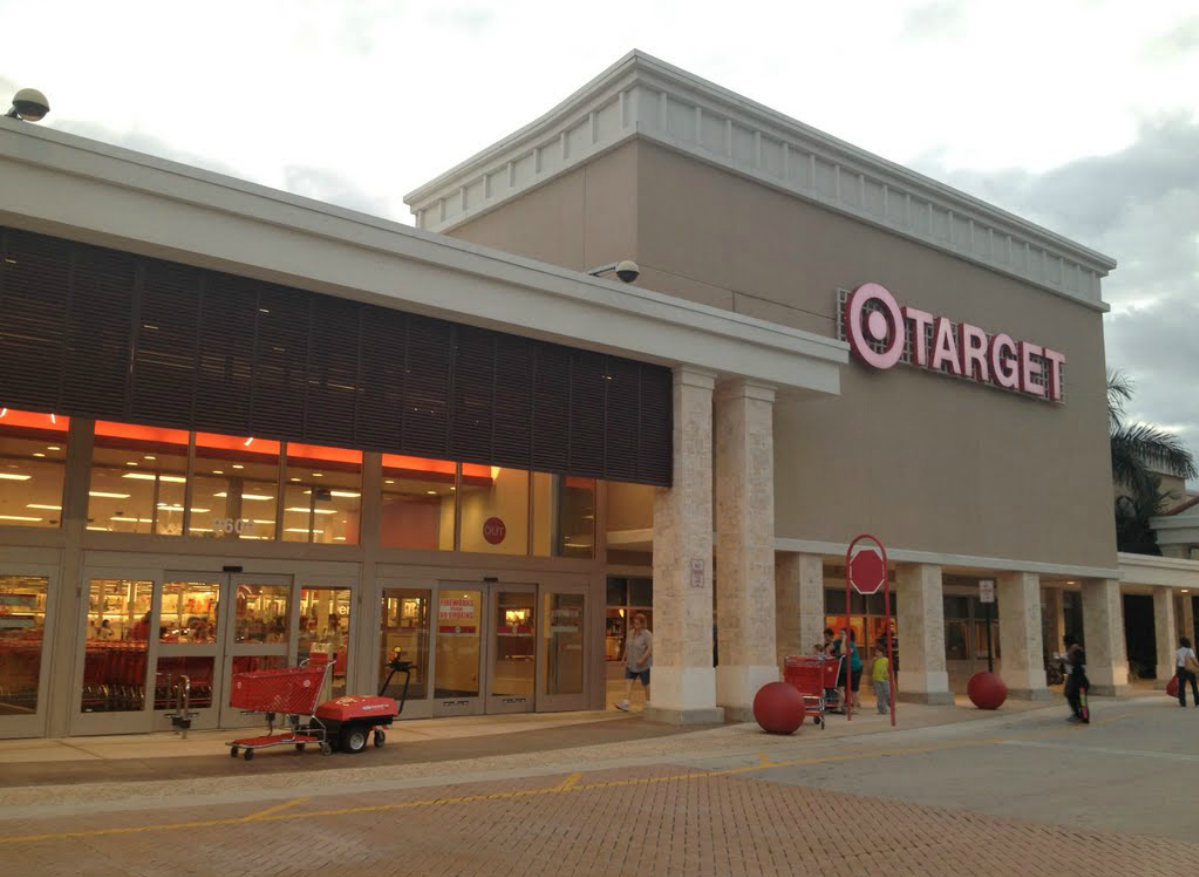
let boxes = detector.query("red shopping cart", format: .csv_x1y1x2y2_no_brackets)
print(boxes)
227,657,334,761
783,655,845,728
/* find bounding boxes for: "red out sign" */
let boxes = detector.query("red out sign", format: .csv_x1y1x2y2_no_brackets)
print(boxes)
844,282,1065,402
482,517,506,545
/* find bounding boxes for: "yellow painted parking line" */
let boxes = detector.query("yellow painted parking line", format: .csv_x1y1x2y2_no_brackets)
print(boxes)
242,796,310,822
0,714,1140,847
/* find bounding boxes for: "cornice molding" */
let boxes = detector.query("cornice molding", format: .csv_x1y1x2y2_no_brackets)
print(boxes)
405,50,1114,312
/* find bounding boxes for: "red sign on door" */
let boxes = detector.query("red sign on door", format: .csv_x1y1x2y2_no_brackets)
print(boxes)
483,517,506,545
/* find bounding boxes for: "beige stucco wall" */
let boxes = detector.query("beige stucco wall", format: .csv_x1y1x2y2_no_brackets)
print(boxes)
448,139,1117,570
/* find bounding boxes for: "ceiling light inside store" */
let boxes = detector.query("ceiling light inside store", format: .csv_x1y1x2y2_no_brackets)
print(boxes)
123,473,186,482
26,504,62,510
126,461,138,466
334,537,346,541
331,491,360,498
312,473,323,478
0,473,32,481
110,517,154,523
286,507,335,514
284,528,323,534
385,480,395,485
47,446,61,451
426,490,437,495
86,526,109,531
213,470,224,475
0,514,42,522
144,456,156,461
232,465,244,469
32,452,45,457
89,491,130,499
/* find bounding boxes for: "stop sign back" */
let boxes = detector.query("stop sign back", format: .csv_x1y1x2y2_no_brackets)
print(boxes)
848,546,886,595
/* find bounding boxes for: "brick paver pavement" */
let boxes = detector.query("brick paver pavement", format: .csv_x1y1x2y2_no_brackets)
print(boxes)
3,761,1196,877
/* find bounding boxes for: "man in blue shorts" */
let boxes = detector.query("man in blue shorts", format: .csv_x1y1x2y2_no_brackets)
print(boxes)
616,613,652,712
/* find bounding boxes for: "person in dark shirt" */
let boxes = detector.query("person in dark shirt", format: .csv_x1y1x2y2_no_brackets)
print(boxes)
1063,635,1089,724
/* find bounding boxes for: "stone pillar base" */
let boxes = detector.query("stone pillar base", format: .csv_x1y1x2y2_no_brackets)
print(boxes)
1008,688,1055,702
642,705,726,726
716,664,779,722
896,690,956,706
1088,685,1133,697
1156,666,1176,687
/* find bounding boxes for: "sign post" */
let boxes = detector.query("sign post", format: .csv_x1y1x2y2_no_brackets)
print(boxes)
845,534,895,727
979,578,996,673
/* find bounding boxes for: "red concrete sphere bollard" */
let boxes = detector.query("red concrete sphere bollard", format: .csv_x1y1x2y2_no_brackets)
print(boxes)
753,682,806,734
1166,675,1179,698
967,671,1008,710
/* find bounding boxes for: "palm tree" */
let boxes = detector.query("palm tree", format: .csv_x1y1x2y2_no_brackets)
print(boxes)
1109,370,1196,553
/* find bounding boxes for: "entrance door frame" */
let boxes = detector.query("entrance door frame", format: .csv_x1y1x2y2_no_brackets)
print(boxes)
70,560,360,735
537,581,591,712
0,558,60,740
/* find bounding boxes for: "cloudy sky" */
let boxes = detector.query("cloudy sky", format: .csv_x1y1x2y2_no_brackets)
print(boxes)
2,0,1196,466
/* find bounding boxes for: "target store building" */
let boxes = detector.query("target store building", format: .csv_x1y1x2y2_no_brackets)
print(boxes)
0,52,1183,741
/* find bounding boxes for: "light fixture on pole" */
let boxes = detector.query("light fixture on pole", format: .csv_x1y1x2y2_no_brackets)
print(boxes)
586,260,640,284
4,88,50,122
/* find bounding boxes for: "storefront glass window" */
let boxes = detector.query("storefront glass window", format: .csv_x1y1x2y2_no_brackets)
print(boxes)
0,409,68,529
82,579,153,712
380,455,456,550
282,444,362,545
89,422,189,536
234,584,289,644
492,590,536,698
458,466,528,555
0,575,49,714
434,588,483,698
298,587,352,698
154,657,215,710
945,621,969,660
605,577,653,663
190,433,281,541
533,474,596,559
381,588,431,701
159,581,219,644
544,592,585,696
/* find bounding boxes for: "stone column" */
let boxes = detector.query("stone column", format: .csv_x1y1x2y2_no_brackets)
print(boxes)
1153,587,1178,687
895,563,953,704
715,379,778,721
775,552,824,666
997,572,1051,699
1081,578,1130,696
645,367,723,725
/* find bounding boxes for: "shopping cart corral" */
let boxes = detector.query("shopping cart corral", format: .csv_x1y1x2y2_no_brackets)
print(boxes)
227,651,412,761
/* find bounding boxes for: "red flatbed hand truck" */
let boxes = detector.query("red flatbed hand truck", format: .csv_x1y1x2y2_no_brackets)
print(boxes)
228,651,412,761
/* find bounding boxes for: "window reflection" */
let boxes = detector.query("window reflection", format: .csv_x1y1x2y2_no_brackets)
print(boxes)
234,584,290,644
89,422,189,536
380,455,456,550
298,587,351,698
160,581,219,644
381,589,430,700
0,409,69,530
82,579,153,712
0,575,49,714
459,466,527,555
283,443,361,545
190,433,280,541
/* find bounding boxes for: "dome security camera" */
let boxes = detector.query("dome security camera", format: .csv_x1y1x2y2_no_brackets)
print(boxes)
5,88,50,122
614,260,640,284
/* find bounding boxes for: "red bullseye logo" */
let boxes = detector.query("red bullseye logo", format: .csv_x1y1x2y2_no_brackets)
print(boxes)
483,517,506,545
844,283,904,369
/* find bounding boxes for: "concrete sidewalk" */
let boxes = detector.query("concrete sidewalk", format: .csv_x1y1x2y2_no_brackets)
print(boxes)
4,691,1164,817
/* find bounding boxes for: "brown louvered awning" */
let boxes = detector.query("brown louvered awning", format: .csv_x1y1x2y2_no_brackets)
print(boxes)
0,226,673,486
